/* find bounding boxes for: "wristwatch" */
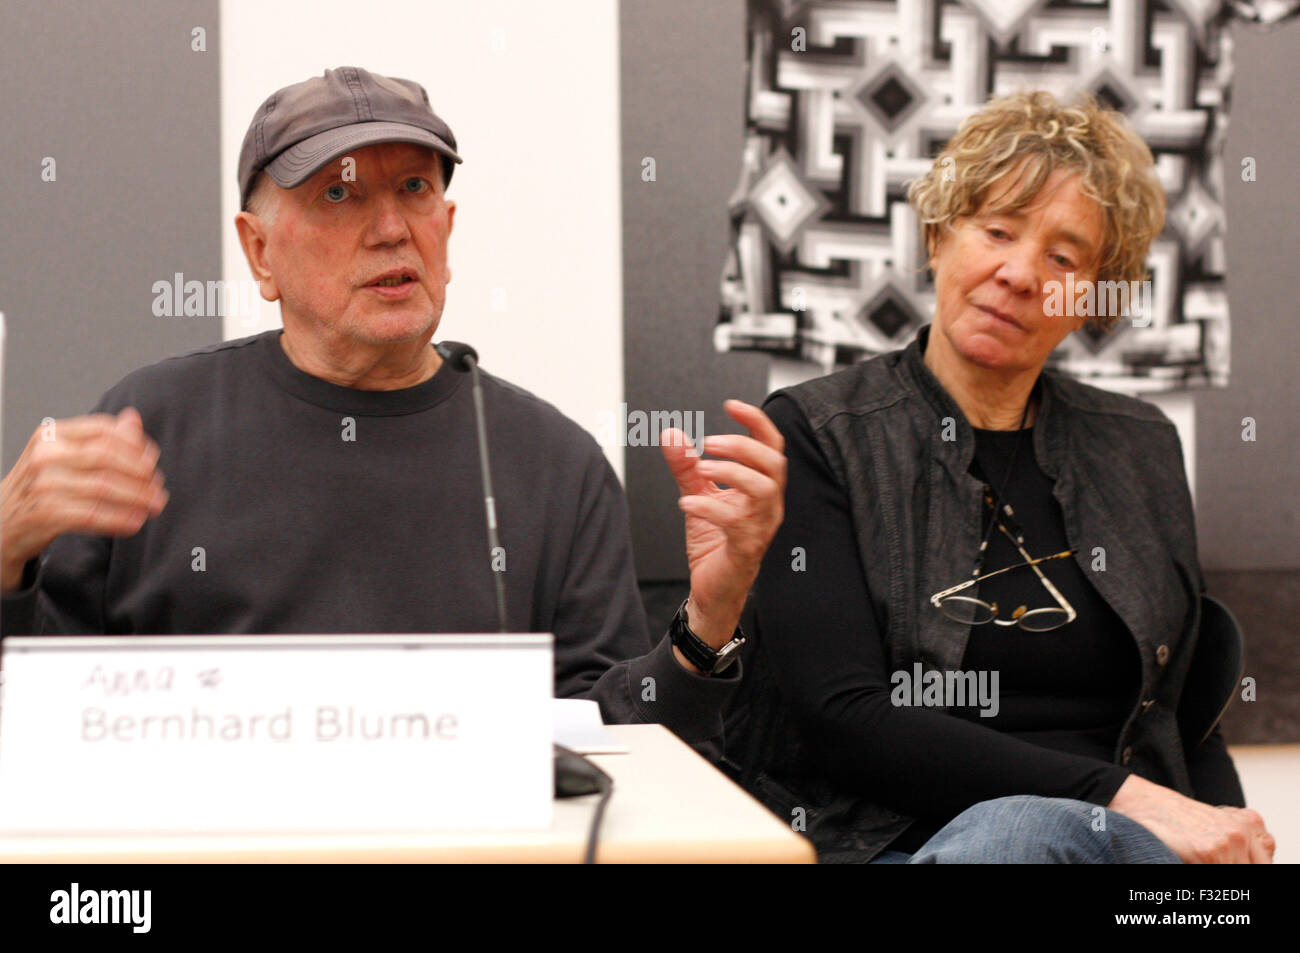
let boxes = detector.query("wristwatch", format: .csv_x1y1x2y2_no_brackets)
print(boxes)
668,598,746,676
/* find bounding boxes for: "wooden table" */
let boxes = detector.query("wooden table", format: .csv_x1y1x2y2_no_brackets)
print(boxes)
0,724,815,863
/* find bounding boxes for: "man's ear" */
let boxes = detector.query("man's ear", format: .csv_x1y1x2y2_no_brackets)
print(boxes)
235,211,281,302
444,200,456,283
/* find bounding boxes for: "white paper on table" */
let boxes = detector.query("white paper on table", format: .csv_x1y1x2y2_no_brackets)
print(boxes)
0,635,556,834
552,698,629,754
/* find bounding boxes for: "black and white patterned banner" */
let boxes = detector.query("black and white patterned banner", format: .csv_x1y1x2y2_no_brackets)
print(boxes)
717,0,1299,394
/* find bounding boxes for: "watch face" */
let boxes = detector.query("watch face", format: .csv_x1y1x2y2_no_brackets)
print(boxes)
712,640,742,675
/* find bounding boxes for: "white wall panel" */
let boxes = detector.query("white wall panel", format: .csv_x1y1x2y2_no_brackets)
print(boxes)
220,0,625,478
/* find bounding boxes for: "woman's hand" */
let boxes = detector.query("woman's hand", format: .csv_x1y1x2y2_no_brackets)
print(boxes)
1108,774,1274,863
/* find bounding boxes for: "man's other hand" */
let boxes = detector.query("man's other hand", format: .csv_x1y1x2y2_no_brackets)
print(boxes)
1,407,168,592
660,400,786,668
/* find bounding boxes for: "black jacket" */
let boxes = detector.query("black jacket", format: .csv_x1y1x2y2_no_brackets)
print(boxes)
720,326,1241,861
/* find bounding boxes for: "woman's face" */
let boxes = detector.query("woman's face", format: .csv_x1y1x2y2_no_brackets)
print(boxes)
928,167,1104,376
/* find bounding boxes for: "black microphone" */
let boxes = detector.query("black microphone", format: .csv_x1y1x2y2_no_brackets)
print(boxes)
436,340,478,373
439,341,613,857
435,341,508,633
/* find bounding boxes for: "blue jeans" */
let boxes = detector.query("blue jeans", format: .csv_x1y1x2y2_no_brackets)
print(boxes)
870,795,1182,864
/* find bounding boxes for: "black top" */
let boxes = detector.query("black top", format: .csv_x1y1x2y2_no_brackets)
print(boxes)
758,394,1238,852
1,331,739,748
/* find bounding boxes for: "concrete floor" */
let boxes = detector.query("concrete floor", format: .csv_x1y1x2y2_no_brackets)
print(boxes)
1229,745,1300,863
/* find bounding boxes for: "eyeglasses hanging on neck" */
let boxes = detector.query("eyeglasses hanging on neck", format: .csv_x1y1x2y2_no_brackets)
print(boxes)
929,484,1078,632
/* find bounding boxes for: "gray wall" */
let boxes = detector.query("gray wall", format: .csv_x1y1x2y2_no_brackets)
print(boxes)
1,0,221,471
621,2,1300,577
621,0,767,579
1195,23,1300,570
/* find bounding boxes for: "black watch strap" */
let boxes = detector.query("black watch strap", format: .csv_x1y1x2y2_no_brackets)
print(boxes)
668,598,745,675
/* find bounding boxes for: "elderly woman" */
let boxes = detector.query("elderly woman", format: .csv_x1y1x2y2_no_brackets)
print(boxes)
723,90,1275,863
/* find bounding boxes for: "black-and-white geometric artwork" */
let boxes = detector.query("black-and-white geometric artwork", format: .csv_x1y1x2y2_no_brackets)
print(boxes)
717,0,1300,394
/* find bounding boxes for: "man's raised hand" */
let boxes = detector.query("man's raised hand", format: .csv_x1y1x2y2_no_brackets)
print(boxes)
660,399,786,666
1,407,168,591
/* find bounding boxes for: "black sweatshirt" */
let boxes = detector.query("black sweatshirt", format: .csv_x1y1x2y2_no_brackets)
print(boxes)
758,394,1241,851
1,331,738,748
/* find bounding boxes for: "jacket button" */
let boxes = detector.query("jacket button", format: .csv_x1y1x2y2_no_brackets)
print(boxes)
1155,644,1170,665
1122,746,1134,765
1141,699,1156,713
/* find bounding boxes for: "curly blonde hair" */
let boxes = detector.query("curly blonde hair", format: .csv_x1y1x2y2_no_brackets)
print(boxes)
907,89,1165,330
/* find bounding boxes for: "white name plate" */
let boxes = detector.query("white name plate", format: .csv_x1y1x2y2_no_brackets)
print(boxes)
0,634,554,834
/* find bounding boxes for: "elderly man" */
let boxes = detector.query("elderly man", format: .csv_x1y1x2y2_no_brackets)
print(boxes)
0,67,786,749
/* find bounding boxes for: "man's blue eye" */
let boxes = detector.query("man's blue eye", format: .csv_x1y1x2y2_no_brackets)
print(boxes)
404,178,427,193
325,184,348,202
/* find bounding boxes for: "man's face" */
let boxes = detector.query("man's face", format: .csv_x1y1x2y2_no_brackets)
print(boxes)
254,141,455,347
928,166,1103,375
